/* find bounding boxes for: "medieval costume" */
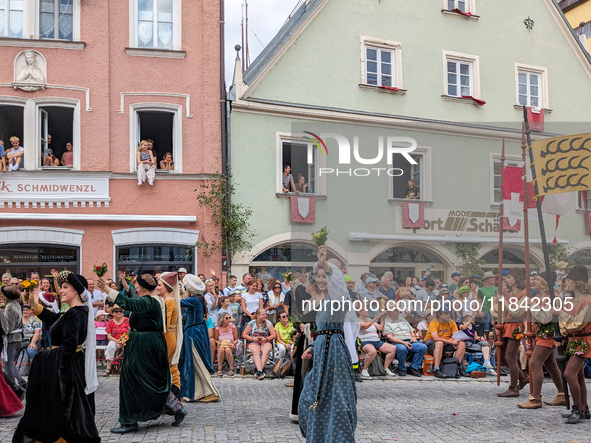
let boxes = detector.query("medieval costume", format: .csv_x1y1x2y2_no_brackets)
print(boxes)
179,274,220,402
12,272,99,443
491,267,529,397
557,265,591,424
1,286,26,399
298,261,357,443
104,273,183,434
158,272,184,399
0,306,23,417
518,271,565,409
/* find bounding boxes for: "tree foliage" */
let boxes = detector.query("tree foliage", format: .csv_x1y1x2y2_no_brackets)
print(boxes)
195,169,254,260
454,243,485,278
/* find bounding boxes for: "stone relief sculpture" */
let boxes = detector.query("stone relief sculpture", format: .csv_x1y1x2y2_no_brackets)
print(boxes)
13,50,47,92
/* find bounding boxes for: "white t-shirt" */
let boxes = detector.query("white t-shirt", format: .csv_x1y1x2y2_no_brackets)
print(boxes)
90,289,105,317
7,146,24,171
267,291,284,314
358,323,380,342
242,291,263,315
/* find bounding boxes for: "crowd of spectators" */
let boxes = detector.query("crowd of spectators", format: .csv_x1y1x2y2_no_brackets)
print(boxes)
3,261,590,391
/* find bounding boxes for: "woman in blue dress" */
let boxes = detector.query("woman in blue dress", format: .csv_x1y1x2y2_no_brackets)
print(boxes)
179,274,220,402
298,245,357,443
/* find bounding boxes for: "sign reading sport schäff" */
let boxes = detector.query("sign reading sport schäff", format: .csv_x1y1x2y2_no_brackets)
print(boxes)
395,207,520,235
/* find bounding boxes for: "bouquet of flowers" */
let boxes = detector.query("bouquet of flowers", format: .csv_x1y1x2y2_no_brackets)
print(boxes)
119,332,130,347
567,339,588,356
311,226,329,246
93,262,108,278
281,271,293,282
21,279,38,302
536,323,555,340
512,325,524,341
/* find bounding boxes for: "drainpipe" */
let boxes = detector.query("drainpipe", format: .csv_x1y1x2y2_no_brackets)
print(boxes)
220,0,229,276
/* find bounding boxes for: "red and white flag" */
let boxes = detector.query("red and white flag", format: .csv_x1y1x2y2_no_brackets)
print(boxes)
527,107,545,132
290,197,315,223
503,166,536,227
403,202,424,228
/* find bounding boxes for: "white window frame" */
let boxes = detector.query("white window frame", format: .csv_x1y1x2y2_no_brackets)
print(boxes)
0,0,80,40
388,145,432,202
442,50,481,99
275,132,326,196
129,102,182,173
577,191,591,210
514,63,549,109
360,36,403,89
129,0,182,51
33,98,80,170
490,153,522,205
443,0,476,14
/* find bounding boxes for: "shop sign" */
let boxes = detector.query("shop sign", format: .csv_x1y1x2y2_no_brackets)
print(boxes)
396,207,521,235
0,172,110,204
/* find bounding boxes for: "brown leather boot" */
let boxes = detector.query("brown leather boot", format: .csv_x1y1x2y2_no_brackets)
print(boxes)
544,392,567,406
497,386,520,397
518,373,529,391
518,395,543,409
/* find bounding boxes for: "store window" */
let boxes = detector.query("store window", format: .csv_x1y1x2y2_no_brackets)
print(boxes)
370,246,445,282
0,244,79,280
250,242,340,277
480,248,538,271
116,245,193,278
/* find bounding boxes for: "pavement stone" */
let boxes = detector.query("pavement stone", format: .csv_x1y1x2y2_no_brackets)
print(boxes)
1,376,591,442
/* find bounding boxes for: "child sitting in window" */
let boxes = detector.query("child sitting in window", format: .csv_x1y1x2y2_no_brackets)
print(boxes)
405,179,420,199
136,140,156,185
42,149,60,166
6,136,24,171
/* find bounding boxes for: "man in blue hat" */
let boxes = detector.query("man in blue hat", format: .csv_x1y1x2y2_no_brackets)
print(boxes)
449,272,462,293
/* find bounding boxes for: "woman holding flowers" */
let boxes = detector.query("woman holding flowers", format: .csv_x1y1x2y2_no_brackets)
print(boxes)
517,271,564,409
298,244,356,443
554,265,591,424
12,271,99,443
491,267,529,398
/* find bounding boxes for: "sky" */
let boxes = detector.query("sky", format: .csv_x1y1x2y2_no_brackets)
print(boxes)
224,0,301,84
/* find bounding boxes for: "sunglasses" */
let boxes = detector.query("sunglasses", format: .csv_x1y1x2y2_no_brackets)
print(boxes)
225,316,231,320
280,315,288,319
113,310,123,313
274,286,281,289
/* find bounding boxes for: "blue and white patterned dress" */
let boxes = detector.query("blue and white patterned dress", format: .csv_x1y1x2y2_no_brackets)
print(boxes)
299,265,357,443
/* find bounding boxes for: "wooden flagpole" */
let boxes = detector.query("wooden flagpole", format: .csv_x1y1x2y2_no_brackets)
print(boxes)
494,139,506,386
521,124,534,395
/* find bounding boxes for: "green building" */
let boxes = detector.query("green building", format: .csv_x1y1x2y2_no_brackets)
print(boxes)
228,0,591,283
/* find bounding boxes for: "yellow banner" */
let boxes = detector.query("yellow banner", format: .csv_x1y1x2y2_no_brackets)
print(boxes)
531,132,591,196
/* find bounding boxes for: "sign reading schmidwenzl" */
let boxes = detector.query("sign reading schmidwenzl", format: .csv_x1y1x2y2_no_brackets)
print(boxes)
395,207,519,235
0,174,110,202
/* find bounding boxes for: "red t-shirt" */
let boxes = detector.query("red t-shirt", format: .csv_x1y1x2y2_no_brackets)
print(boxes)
106,318,130,340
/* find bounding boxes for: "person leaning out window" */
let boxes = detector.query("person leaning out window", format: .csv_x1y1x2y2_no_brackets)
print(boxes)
136,140,156,186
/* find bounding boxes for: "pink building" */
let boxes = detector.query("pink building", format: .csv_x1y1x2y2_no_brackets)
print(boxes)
0,0,224,281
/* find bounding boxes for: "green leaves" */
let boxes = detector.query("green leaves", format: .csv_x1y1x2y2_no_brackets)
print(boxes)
454,243,485,278
195,167,254,260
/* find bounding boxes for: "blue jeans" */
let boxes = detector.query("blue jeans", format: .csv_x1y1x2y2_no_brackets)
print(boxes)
26,345,39,361
395,341,428,371
483,312,493,332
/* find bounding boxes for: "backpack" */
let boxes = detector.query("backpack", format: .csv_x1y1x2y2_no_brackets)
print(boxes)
584,359,591,379
439,357,461,378
272,357,293,378
368,354,387,377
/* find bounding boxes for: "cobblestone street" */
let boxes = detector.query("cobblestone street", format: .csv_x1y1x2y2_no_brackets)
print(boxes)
1,376,590,442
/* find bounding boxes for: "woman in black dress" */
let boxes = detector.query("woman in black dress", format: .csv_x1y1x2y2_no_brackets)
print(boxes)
13,271,99,443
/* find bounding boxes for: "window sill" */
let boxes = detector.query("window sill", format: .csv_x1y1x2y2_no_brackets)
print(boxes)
359,84,407,95
513,105,553,114
490,203,500,209
0,37,85,50
125,47,186,59
576,209,590,213
389,198,433,206
276,192,327,200
441,95,483,105
441,9,480,20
